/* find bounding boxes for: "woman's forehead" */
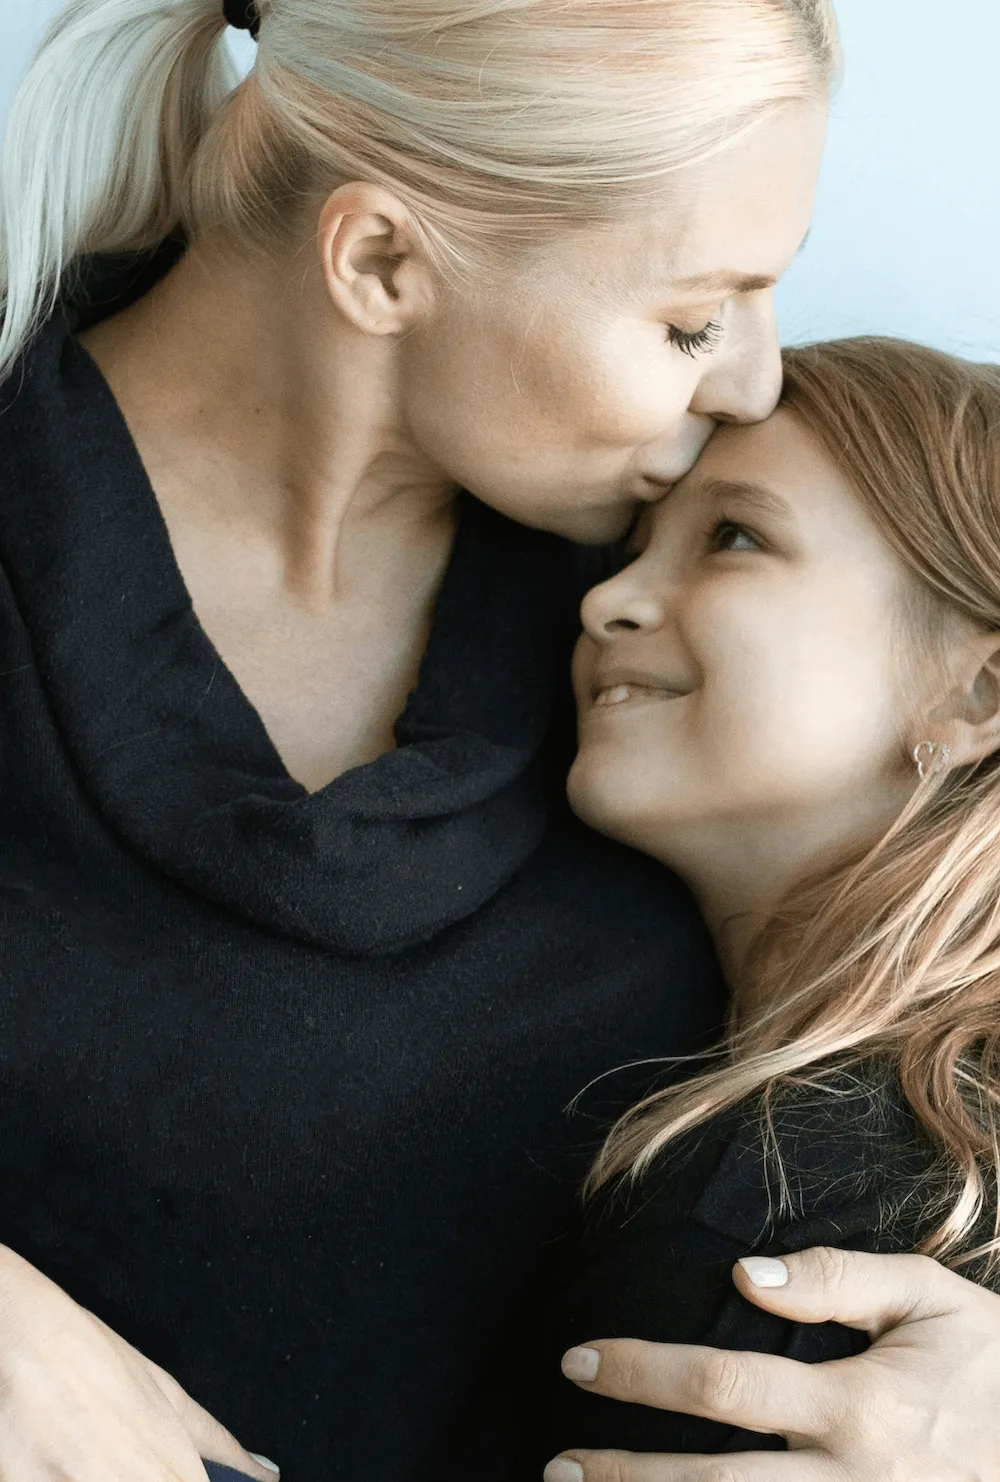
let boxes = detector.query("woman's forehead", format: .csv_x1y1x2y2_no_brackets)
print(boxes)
618,104,826,297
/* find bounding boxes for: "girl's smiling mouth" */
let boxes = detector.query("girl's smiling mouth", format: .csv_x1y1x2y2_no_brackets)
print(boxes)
590,670,687,708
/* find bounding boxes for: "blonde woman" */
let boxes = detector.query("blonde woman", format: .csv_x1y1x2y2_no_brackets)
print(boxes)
548,338,1000,1475
0,2,998,1480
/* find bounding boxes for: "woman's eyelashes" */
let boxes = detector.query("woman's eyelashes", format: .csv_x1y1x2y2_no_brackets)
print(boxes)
666,319,724,358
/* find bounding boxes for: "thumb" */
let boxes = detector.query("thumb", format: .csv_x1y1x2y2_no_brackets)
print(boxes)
142,1355,280,1482
730,1247,964,1338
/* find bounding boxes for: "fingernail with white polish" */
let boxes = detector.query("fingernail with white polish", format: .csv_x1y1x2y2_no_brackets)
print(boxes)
544,1461,585,1482
561,1346,601,1382
739,1256,790,1288
249,1455,281,1475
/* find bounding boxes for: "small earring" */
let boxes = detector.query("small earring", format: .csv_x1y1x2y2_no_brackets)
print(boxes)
913,740,952,780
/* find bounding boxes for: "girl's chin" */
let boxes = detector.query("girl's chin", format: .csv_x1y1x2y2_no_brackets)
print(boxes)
566,769,654,845
567,760,702,862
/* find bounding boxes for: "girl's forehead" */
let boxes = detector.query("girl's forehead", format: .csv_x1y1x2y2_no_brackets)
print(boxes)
647,410,870,541
678,411,821,497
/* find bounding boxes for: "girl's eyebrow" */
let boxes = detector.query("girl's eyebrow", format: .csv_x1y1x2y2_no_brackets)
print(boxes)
700,477,795,523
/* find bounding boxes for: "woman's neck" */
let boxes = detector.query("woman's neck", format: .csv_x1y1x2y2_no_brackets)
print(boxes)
78,227,458,608
76,229,460,790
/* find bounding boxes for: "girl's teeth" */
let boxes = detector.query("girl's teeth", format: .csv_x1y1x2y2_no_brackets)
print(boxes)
599,685,632,706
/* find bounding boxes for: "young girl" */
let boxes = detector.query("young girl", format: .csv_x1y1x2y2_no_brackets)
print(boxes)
546,336,1000,1466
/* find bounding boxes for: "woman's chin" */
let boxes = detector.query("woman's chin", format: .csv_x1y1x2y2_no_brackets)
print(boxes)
546,501,637,545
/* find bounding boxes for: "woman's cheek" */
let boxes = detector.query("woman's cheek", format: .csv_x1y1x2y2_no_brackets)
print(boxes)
571,330,694,447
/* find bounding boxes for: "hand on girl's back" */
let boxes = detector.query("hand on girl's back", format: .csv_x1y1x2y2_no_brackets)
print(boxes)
0,1242,276,1482
550,1245,1000,1481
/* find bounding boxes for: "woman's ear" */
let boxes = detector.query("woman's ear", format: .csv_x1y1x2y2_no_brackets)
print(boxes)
315,182,437,336
928,636,1000,767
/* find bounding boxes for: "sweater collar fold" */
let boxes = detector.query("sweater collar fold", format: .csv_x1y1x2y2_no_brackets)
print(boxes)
0,246,583,954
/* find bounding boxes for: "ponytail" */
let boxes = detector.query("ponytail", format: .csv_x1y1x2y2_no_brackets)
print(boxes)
0,0,237,382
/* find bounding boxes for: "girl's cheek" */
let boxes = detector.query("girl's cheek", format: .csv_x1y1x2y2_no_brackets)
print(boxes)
571,636,597,702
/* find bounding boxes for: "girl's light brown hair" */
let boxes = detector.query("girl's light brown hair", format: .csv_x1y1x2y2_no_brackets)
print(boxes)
590,337,1000,1277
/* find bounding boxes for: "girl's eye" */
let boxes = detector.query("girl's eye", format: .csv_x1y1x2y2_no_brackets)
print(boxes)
667,320,724,358
711,519,761,553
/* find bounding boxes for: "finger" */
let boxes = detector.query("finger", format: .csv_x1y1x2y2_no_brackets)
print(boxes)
543,1448,834,1482
560,1339,840,1438
140,1355,280,1482
732,1248,967,1336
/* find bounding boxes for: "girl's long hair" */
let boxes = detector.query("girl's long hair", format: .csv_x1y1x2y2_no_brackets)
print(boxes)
0,0,837,385
589,338,1000,1278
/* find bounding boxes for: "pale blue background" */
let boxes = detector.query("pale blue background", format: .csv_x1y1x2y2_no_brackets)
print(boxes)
3,0,997,359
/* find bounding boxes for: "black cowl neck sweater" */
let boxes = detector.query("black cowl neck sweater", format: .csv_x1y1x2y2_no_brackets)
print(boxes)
0,240,727,1480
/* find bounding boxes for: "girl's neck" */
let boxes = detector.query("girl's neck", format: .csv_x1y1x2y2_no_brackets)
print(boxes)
661,791,914,990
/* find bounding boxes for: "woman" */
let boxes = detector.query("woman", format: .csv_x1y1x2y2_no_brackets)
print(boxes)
547,337,1000,1469
0,1,998,1480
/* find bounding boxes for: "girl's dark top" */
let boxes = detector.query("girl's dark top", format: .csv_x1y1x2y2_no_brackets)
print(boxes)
547,1073,973,1458
0,239,727,1482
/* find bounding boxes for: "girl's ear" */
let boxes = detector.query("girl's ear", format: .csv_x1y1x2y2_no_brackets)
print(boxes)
928,638,1000,768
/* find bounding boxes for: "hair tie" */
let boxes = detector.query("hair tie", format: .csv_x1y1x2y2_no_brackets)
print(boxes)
223,0,260,40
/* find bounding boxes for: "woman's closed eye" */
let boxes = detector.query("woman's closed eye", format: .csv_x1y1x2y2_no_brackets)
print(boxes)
667,319,724,358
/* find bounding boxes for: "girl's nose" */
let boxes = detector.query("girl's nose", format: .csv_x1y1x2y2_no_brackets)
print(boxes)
580,568,665,642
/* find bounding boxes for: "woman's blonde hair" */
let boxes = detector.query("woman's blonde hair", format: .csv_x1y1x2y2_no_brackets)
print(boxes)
590,337,1000,1278
0,0,837,384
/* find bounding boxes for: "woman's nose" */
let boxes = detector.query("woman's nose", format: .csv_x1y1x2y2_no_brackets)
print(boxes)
690,292,783,427
580,568,665,642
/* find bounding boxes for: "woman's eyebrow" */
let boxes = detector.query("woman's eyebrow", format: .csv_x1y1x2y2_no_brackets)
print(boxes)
701,477,795,522
670,230,812,296
671,269,777,294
